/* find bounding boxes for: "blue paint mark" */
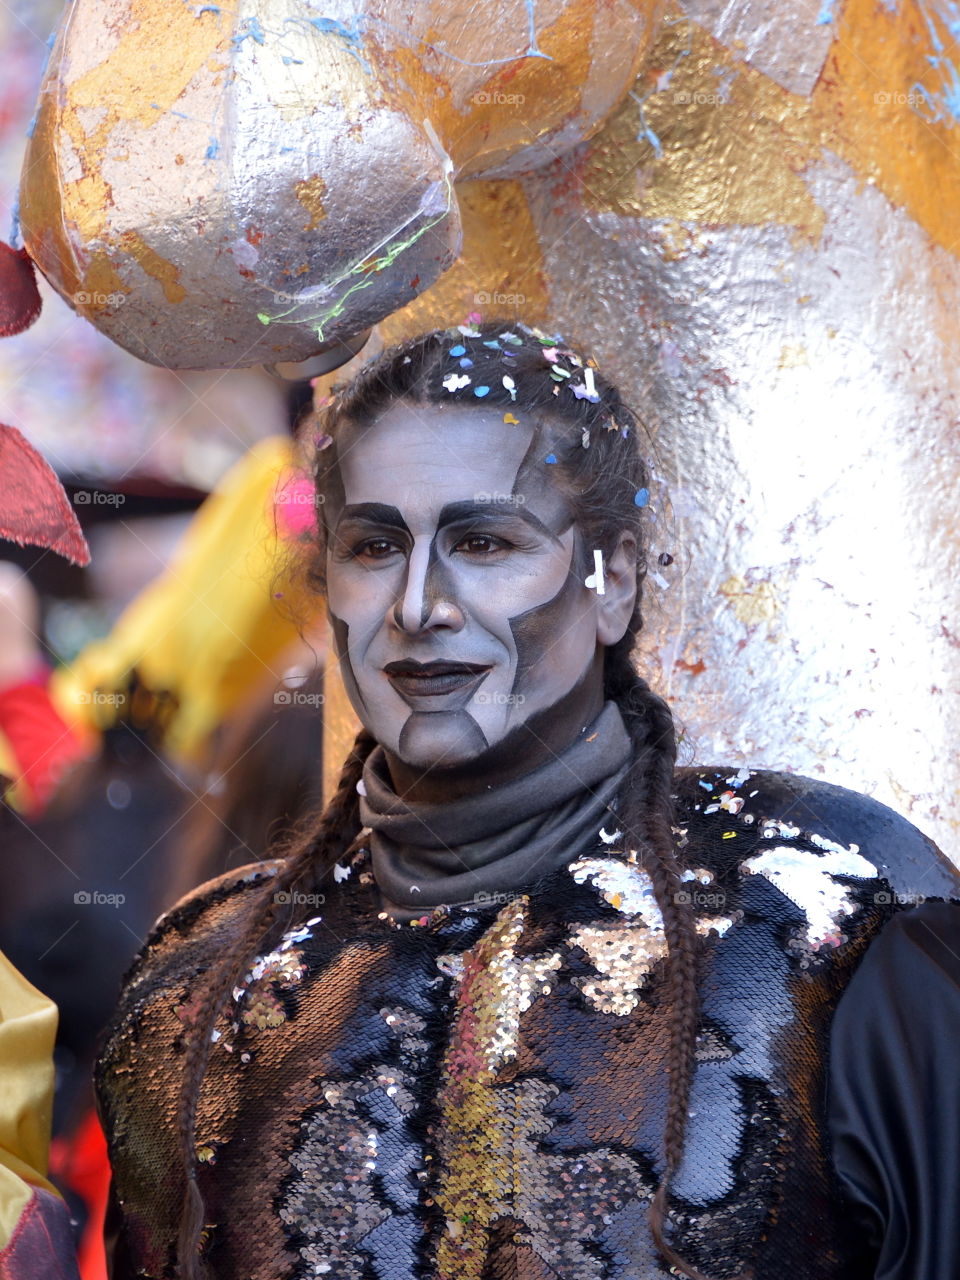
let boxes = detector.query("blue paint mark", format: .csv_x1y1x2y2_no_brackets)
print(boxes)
285,15,370,72
232,15,266,46
23,30,58,145
914,1,960,123
196,4,220,15
449,344,466,356
523,0,551,59
459,358,474,368
634,488,650,508
628,37,692,158
545,453,558,464
816,0,838,25
642,125,663,158
474,385,490,397
8,197,21,248
306,15,363,49
205,137,220,160
282,56,304,65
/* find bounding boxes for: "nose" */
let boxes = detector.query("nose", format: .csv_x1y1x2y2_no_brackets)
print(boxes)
390,540,465,634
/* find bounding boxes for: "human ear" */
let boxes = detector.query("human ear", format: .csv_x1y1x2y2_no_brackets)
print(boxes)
595,531,638,647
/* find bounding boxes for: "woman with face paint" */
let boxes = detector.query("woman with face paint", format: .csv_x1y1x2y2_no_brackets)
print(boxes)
97,323,960,1280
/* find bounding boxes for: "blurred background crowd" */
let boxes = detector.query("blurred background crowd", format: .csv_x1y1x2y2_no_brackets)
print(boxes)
1,4,331,1273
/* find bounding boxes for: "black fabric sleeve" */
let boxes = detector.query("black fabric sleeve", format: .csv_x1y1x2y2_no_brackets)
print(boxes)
827,901,960,1279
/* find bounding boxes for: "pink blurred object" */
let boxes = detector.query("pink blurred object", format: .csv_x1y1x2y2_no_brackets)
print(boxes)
274,471,318,541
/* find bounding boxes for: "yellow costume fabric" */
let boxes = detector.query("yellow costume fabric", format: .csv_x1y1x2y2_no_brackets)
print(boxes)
0,951,61,1247
51,436,315,765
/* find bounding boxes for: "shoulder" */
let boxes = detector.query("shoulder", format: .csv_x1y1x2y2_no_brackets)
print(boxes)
118,859,287,999
843,898,960,983
159,858,286,928
674,765,960,899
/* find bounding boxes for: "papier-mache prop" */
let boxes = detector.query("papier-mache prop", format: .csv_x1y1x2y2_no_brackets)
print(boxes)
14,0,650,372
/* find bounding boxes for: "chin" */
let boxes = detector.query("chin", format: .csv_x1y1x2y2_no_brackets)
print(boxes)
396,709,490,771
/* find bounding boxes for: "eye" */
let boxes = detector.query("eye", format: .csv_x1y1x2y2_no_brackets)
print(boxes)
355,537,403,560
454,532,509,555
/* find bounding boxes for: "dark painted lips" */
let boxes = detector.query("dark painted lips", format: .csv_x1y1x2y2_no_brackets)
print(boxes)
383,660,490,698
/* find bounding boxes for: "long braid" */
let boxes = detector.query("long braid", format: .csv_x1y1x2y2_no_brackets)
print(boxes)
174,728,375,1278
606,638,749,1280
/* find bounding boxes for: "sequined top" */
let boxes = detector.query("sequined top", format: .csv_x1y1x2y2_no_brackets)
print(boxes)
97,767,960,1279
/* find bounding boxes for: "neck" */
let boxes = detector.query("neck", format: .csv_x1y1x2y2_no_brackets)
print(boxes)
383,658,606,804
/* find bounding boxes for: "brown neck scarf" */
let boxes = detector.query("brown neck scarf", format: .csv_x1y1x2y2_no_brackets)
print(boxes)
359,701,634,920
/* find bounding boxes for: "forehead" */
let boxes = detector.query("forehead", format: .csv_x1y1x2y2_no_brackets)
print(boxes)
334,400,561,519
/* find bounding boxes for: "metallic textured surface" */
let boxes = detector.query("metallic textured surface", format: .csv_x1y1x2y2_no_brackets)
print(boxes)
19,0,655,369
358,2,960,855
96,766,952,1277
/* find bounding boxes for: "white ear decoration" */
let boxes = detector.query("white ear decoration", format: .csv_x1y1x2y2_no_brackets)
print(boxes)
584,549,605,595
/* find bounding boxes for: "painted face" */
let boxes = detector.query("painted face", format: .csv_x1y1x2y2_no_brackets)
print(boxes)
325,400,622,781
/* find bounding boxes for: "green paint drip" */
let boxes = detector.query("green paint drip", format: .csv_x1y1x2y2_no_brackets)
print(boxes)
259,170,454,341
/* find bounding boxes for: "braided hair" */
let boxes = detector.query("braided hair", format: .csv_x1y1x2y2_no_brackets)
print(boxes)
172,320,723,1279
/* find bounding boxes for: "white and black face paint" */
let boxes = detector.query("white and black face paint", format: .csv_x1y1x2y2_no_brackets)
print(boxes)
325,401,614,786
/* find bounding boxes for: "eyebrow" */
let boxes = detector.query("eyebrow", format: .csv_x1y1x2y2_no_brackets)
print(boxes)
437,501,565,545
337,503,412,534
335,500,566,545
